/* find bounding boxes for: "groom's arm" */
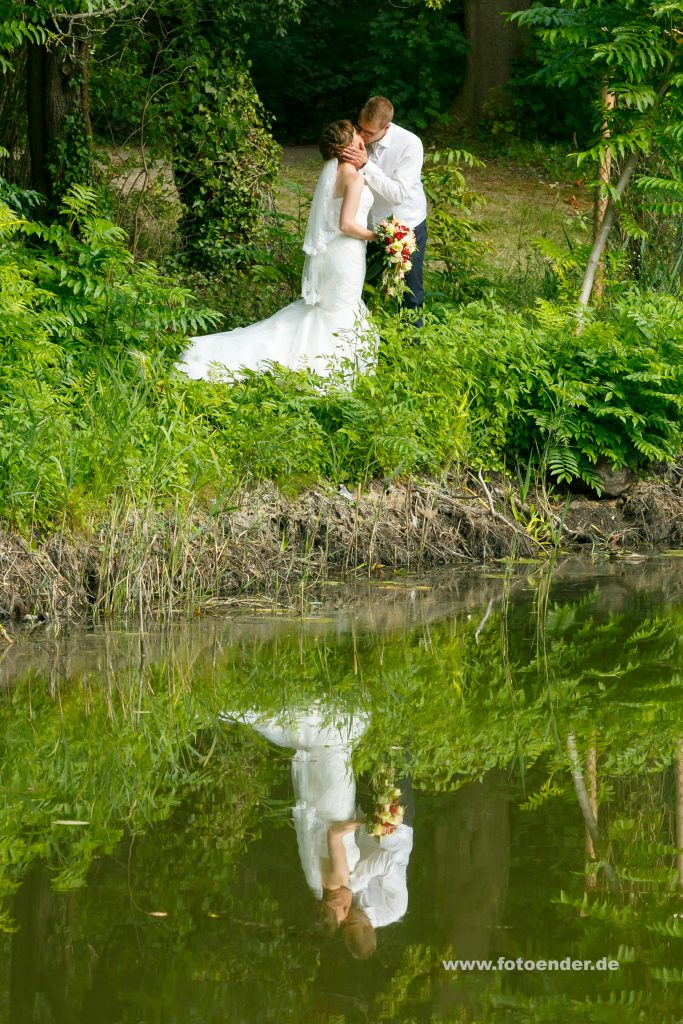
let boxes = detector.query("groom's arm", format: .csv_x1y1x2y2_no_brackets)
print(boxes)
361,136,424,207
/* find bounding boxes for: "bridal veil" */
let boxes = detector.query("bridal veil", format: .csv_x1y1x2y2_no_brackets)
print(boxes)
301,158,339,305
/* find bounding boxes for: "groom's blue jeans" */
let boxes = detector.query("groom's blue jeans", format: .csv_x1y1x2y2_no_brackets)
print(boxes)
403,218,427,320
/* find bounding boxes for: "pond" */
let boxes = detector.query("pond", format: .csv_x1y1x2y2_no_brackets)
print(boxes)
1,555,682,1023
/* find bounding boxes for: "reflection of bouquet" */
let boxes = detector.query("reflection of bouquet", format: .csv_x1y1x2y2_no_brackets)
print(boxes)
374,216,417,299
369,774,404,839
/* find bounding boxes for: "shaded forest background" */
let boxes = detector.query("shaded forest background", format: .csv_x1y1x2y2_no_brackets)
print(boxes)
0,0,594,257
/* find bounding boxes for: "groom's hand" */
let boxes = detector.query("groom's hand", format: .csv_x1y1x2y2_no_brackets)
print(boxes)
343,140,368,169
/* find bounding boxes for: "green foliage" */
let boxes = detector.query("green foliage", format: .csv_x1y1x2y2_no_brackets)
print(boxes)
2,179,682,531
449,295,683,489
183,184,309,328
86,0,290,270
536,10,683,144
505,49,595,144
48,109,93,200
422,147,490,303
513,0,683,298
0,658,273,927
0,189,222,528
165,58,281,270
0,16,50,74
0,178,41,217
361,1,467,132
181,317,469,488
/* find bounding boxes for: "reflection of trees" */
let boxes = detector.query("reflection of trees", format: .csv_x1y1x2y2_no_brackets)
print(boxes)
433,775,510,1020
1,570,683,1019
10,867,70,1024
567,732,619,896
432,777,510,960
8,762,319,1024
438,590,683,1023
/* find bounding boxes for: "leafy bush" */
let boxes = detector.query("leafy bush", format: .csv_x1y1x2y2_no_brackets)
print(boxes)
422,148,490,304
167,58,281,271
89,7,285,272
444,296,683,489
0,188,221,528
181,320,469,488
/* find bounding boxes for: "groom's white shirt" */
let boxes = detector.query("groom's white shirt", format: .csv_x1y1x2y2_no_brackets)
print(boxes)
361,122,427,229
348,823,413,928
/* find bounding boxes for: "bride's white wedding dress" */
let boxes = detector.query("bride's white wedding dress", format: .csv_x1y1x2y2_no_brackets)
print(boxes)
178,160,375,379
223,704,369,898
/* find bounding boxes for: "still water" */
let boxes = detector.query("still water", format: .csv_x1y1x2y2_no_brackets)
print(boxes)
1,556,682,1023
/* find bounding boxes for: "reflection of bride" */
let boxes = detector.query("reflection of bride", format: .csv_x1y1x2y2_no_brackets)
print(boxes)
225,702,413,959
229,705,368,898
177,120,377,380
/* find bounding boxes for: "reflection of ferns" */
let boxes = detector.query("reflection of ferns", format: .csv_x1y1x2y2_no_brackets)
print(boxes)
519,774,564,811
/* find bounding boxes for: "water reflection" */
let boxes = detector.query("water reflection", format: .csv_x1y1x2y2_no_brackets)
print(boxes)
1,559,683,1021
226,703,414,956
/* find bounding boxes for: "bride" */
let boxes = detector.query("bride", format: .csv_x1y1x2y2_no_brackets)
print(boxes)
177,120,377,380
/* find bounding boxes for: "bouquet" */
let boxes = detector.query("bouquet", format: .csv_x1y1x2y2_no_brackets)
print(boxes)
374,216,417,300
368,773,404,839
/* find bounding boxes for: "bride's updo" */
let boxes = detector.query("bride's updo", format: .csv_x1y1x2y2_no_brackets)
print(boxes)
318,119,355,160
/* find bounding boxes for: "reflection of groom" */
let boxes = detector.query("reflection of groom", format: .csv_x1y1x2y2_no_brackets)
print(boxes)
343,95,428,321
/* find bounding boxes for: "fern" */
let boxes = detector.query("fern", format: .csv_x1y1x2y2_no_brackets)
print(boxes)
547,444,581,485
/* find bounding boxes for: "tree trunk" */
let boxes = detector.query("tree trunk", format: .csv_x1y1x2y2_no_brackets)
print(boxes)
578,151,639,308
584,735,598,891
452,0,531,124
592,87,615,301
25,37,88,204
0,46,31,186
578,66,673,308
567,733,620,897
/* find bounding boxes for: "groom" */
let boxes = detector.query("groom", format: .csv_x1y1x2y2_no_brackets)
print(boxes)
342,95,428,321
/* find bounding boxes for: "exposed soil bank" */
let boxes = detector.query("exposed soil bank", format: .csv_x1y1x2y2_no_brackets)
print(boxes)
1,474,682,624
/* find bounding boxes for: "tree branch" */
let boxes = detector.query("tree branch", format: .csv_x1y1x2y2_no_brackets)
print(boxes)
567,732,620,896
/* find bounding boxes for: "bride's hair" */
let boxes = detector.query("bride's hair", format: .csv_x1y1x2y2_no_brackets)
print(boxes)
318,119,355,161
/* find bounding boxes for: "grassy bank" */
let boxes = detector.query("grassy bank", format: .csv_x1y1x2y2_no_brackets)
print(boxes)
2,472,683,624
2,158,683,620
